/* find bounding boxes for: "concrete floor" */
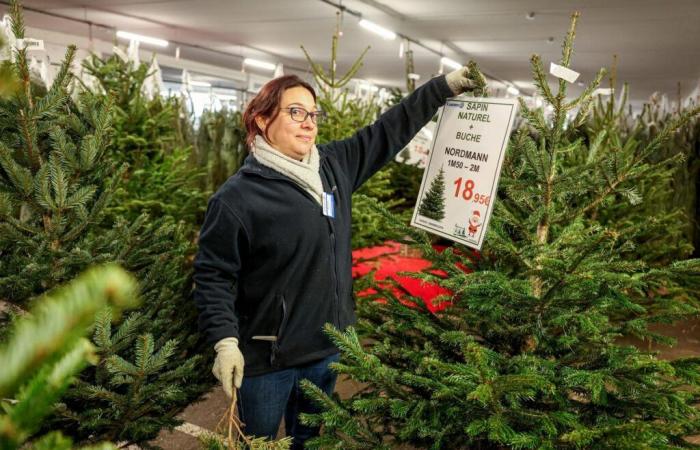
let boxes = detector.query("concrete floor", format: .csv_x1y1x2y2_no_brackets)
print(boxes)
147,319,700,449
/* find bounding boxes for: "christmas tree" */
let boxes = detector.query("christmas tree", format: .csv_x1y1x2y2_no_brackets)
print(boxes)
302,13,405,248
635,90,700,258
417,166,446,221
0,4,119,301
0,265,138,450
195,107,247,192
0,1,212,445
300,13,700,449
582,61,699,264
81,51,207,228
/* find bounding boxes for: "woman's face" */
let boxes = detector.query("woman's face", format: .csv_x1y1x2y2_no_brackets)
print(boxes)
256,86,318,161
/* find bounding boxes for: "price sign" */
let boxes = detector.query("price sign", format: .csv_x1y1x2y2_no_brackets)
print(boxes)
411,96,518,249
395,122,435,168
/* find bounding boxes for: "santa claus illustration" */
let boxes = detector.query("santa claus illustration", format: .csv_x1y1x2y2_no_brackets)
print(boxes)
468,210,482,237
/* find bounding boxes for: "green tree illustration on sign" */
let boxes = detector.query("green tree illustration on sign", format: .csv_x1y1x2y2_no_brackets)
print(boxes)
418,166,446,221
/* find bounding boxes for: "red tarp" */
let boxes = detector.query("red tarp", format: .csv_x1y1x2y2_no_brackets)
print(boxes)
351,241,462,313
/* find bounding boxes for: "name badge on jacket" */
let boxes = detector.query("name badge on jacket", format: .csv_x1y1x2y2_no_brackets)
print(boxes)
322,192,335,218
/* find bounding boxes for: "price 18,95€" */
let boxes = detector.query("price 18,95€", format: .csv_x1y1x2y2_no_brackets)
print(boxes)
453,177,491,206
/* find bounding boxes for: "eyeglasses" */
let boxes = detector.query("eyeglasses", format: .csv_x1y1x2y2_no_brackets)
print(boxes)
282,107,326,124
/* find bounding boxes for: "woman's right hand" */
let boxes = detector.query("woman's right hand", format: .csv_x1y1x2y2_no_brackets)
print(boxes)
445,66,479,95
212,337,245,398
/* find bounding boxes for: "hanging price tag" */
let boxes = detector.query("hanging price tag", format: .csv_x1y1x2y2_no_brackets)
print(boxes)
15,38,44,51
593,88,614,96
411,96,518,250
396,122,434,168
549,62,579,83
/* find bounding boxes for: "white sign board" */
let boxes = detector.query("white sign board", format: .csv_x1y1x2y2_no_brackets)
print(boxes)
411,97,518,250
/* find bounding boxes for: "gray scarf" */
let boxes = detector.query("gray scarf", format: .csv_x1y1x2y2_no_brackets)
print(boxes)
251,135,323,205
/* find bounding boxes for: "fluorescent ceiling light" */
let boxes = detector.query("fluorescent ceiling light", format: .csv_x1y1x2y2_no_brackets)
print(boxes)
116,30,168,47
243,58,276,71
360,82,379,92
190,80,211,87
440,56,462,71
507,85,520,96
358,19,397,40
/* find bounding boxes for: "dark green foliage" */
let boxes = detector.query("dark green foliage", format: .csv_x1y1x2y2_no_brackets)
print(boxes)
48,217,212,445
81,52,207,228
314,88,380,146
0,263,138,450
387,157,425,213
582,79,700,264
195,108,247,191
301,13,700,449
0,42,119,303
635,93,700,258
0,2,212,445
418,166,446,221
351,167,405,248
80,53,184,163
386,87,404,108
108,144,206,228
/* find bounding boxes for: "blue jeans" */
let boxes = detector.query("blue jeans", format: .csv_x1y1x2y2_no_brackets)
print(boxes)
237,353,339,449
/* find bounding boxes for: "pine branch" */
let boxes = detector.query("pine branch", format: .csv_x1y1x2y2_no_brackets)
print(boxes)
530,55,555,106
0,140,33,197
0,265,138,449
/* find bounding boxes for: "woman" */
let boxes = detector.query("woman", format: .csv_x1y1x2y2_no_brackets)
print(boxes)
193,66,477,448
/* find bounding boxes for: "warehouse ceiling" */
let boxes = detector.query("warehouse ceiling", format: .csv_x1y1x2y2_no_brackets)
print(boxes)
7,0,700,104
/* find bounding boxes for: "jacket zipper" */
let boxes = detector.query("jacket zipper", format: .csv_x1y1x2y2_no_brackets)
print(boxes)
270,294,289,367
243,166,342,357
326,185,340,328
261,169,341,329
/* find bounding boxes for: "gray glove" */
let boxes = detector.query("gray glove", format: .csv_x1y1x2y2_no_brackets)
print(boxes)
445,66,478,95
212,337,244,398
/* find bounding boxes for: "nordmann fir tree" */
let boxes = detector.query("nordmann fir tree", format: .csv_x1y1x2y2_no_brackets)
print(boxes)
582,60,696,264
300,13,700,449
634,90,700,259
0,265,138,450
0,8,120,302
195,107,247,192
301,12,403,248
0,1,212,445
81,52,207,228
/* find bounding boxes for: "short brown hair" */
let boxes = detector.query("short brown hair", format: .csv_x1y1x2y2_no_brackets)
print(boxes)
242,75,317,148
